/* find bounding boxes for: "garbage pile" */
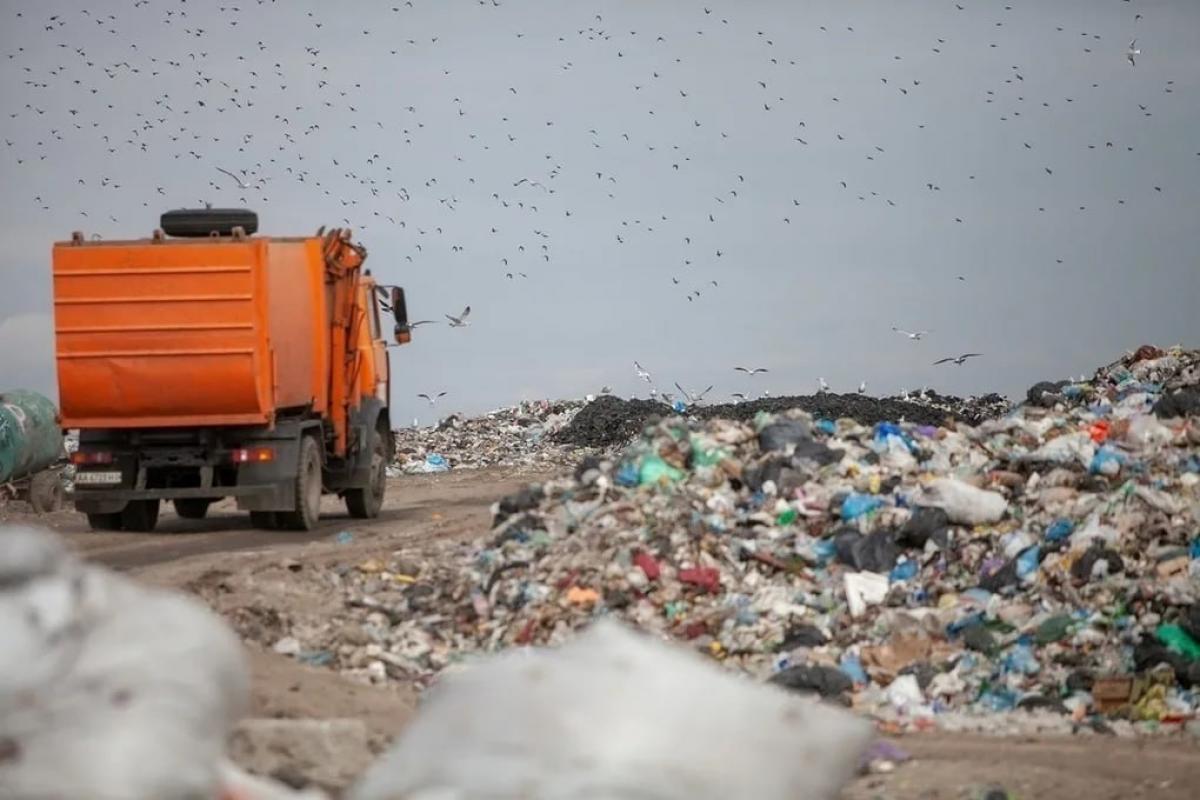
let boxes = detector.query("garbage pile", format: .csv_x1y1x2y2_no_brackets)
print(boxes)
311,346,1200,733
391,399,589,473
556,390,1008,450
884,389,1012,425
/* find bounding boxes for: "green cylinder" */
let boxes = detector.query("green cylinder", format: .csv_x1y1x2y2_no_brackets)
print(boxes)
0,390,64,484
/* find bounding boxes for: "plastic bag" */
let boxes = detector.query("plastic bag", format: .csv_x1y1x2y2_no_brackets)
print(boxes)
350,621,872,800
916,478,1007,525
0,525,249,800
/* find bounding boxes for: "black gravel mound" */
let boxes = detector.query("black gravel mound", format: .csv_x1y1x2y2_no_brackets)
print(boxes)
556,395,668,449
556,392,982,449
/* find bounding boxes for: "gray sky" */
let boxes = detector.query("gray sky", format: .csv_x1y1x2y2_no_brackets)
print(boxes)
2,0,1198,426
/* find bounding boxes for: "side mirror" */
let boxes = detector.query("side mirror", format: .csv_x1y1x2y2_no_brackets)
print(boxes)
390,287,411,344
390,287,408,327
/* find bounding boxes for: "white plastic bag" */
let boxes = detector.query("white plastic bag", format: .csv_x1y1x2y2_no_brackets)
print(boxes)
916,478,1007,525
0,525,249,800
350,621,872,800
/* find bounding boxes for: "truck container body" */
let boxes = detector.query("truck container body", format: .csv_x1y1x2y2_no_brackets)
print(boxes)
54,236,331,428
52,213,410,533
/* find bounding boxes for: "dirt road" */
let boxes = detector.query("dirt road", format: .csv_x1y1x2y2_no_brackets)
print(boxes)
10,468,1200,798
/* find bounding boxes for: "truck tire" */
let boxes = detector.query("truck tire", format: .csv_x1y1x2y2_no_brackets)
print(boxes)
120,499,160,533
160,208,258,237
87,511,123,531
281,436,322,531
249,511,278,530
344,428,387,519
29,471,63,514
174,498,212,519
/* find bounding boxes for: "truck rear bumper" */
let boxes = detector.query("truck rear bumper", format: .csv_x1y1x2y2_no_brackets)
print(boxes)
71,485,272,501
71,483,291,514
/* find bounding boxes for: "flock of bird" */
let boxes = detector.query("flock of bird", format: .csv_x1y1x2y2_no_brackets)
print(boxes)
0,1,1189,418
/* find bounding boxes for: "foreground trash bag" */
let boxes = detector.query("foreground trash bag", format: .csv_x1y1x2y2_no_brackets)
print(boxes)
350,621,871,800
0,525,301,800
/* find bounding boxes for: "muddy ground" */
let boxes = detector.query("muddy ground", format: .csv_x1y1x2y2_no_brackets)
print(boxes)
10,467,1200,798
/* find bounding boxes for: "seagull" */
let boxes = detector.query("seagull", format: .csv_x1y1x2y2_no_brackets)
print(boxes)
857,381,867,394
933,353,983,366
674,382,713,404
215,166,253,189
733,366,769,375
731,392,748,401
634,361,653,383
1126,38,1140,66
406,320,439,328
445,306,471,327
417,391,447,406
817,377,830,393
892,327,931,340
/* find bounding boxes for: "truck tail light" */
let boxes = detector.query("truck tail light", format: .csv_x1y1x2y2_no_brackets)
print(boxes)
71,451,114,465
230,446,275,464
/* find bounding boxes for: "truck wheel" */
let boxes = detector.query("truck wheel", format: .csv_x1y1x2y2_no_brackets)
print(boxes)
345,430,387,519
87,511,124,531
249,511,278,530
174,498,212,519
120,499,160,533
282,436,322,531
29,471,64,514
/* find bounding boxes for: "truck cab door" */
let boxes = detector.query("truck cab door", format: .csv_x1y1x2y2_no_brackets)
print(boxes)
369,287,389,403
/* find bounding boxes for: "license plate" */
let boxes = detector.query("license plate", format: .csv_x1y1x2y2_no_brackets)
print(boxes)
75,470,122,486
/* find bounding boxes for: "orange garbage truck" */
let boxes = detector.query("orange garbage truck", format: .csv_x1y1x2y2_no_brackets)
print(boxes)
52,208,413,532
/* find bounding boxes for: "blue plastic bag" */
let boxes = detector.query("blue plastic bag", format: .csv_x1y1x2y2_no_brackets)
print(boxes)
1044,518,1074,542
1016,545,1041,580
839,653,868,686
1089,446,1126,476
841,493,883,520
889,559,918,583
615,461,640,487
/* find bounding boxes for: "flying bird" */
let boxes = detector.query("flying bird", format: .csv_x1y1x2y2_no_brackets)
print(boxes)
674,382,713,404
634,361,653,383
1126,38,1140,66
445,306,471,327
215,166,253,189
933,353,983,366
817,377,830,393
733,366,769,375
417,391,448,405
892,327,931,340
